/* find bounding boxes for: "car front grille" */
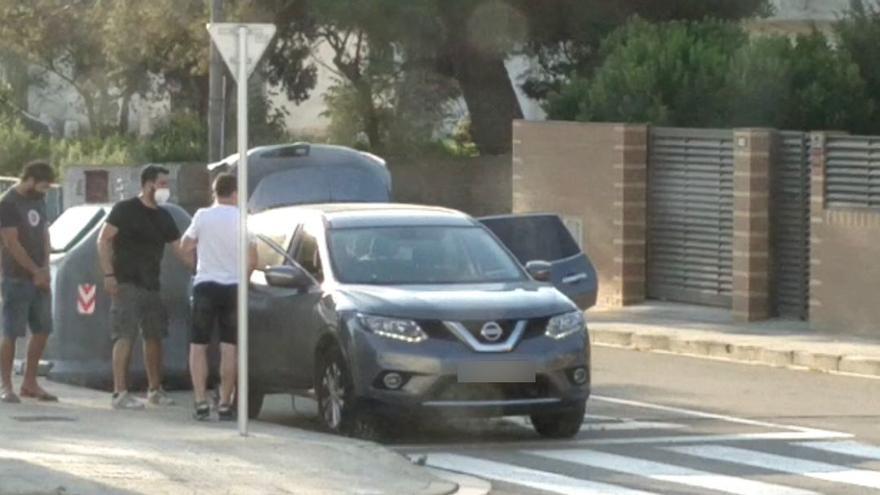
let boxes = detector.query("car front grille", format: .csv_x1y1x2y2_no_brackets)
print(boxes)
419,317,550,344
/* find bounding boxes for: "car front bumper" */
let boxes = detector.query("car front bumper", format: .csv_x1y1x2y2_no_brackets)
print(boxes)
347,323,590,418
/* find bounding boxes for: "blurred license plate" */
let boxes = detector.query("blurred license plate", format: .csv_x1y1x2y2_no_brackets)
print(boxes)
457,361,536,383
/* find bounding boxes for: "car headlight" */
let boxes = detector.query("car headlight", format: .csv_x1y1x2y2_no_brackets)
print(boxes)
358,314,427,343
545,311,586,340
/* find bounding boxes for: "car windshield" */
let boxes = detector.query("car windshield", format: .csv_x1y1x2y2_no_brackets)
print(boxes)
328,226,525,285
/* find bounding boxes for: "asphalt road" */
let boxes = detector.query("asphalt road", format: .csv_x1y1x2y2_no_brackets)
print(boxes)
259,346,880,494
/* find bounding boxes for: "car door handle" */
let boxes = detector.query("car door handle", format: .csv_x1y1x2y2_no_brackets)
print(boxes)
562,273,588,284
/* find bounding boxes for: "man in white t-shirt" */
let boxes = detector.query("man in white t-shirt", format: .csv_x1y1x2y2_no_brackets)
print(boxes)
180,173,257,421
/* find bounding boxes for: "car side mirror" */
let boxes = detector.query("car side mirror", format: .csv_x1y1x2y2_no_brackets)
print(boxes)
265,265,313,290
525,260,552,282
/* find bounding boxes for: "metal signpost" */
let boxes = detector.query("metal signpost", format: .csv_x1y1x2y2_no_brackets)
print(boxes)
207,22,276,436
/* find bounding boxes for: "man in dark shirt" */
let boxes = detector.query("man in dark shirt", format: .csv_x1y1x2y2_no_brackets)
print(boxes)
97,165,182,410
0,161,56,403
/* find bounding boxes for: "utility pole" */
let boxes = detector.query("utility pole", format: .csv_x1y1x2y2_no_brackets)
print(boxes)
208,0,225,162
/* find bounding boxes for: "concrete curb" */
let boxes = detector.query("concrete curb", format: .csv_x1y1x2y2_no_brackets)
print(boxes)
590,328,880,378
427,468,492,495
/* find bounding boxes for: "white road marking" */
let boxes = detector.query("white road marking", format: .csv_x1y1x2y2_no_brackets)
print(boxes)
425,453,658,495
591,394,848,438
506,415,687,432
669,445,880,490
797,441,880,461
529,448,819,495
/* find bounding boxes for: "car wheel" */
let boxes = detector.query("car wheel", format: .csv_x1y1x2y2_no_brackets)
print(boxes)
530,402,586,439
248,389,265,419
316,346,355,434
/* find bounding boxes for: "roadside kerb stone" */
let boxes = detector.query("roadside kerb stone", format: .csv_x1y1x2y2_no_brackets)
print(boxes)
729,344,763,363
668,338,713,356
591,328,633,347
631,333,671,351
706,341,735,359
838,356,880,377
792,351,842,373
758,348,795,367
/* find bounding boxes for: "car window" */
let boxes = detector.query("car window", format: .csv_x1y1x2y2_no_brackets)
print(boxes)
480,215,581,264
294,231,324,283
328,226,525,285
255,234,290,271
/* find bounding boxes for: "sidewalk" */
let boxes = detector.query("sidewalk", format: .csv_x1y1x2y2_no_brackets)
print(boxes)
588,302,880,378
0,381,456,495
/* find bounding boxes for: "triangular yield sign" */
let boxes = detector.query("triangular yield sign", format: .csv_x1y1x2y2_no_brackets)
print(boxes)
207,23,276,83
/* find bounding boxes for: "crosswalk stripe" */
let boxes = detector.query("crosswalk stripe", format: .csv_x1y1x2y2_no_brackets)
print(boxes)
528,449,819,495
506,416,686,432
797,441,880,461
669,445,880,490
425,453,658,495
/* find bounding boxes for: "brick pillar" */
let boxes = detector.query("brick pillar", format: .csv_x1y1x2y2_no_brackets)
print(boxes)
613,125,648,306
732,129,774,322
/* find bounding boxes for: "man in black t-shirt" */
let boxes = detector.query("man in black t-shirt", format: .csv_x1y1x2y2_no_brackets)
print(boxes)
98,165,182,410
0,161,56,404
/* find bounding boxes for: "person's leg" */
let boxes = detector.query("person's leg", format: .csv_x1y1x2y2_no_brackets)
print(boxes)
1,279,27,399
218,284,238,407
143,337,162,391
219,342,237,407
0,336,16,392
112,338,133,394
107,282,145,409
21,289,54,397
189,283,214,405
142,289,172,405
189,344,209,403
21,333,48,391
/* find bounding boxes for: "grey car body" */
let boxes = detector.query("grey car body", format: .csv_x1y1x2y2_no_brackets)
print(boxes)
248,203,591,438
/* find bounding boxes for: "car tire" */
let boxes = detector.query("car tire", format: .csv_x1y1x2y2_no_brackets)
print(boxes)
248,389,265,419
315,346,356,435
530,402,586,439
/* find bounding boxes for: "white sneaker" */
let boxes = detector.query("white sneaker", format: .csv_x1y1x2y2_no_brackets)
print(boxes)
147,388,175,406
112,391,145,410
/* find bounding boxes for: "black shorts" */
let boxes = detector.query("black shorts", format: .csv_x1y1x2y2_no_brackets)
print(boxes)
191,282,237,345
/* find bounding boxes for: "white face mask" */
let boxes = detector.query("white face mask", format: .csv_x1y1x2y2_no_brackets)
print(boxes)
154,187,171,204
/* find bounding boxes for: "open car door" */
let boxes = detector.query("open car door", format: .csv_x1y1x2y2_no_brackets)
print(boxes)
479,213,597,309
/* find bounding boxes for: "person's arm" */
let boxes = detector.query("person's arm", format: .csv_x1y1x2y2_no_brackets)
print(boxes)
178,236,197,271
0,228,44,277
0,202,47,287
97,222,120,296
177,210,199,270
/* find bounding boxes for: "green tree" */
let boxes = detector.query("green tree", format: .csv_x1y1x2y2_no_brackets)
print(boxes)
729,33,872,132
836,0,880,133
553,18,745,126
256,0,767,154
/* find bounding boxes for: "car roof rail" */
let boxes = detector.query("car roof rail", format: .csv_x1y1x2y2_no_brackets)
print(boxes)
259,142,311,159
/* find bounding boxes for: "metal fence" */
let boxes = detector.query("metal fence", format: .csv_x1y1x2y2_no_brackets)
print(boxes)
824,134,880,210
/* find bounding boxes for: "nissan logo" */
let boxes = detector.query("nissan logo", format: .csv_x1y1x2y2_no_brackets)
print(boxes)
480,322,504,342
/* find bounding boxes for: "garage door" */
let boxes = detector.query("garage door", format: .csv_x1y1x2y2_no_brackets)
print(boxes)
647,127,734,307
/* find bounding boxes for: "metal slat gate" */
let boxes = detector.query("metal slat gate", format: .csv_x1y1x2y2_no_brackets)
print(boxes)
772,132,811,320
647,127,734,307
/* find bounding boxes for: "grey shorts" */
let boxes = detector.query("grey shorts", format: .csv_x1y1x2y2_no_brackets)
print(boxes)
2,278,52,339
110,283,168,341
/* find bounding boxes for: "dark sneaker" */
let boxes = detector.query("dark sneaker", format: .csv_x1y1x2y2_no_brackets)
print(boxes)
218,403,235,421
193,401,210,421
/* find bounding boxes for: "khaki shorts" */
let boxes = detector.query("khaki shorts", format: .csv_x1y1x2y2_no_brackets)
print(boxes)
110,283,169,341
